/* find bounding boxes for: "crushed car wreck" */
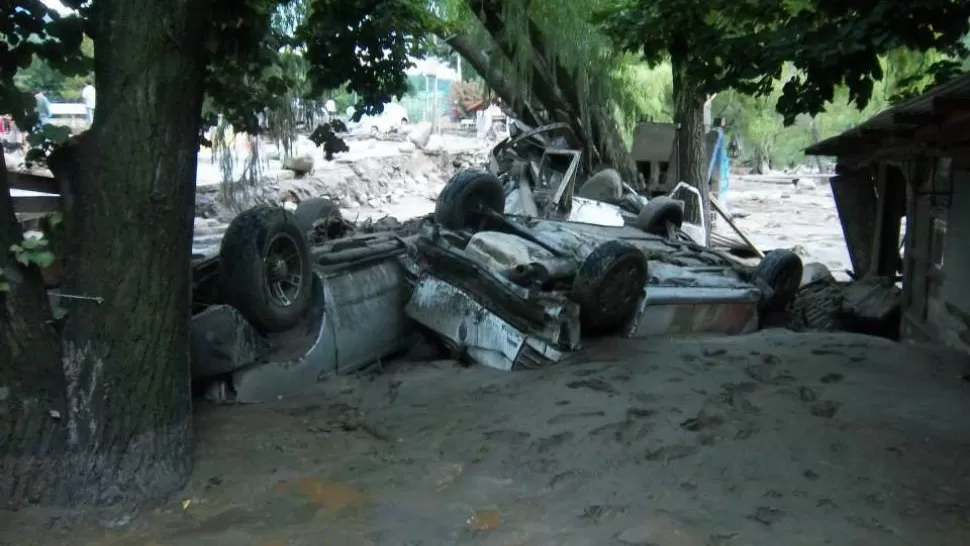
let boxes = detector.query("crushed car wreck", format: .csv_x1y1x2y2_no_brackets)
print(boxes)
403,152,803,371
12,119,809,404
194,120,808,382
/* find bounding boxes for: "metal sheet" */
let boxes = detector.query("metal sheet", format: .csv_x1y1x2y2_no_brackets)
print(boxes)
198,260,410,403
405,276,576,371
629,286,760,338
327,260,412,373
567,197,626,226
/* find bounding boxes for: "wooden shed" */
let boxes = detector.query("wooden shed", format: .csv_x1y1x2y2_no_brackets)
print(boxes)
805,76,970,353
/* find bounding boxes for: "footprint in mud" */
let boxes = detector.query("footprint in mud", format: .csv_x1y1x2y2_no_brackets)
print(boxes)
573,366,609,377
748,506,786,527
590,420,652,444
820,372,845,384
643,444,698,462
483,430,531,443
534,431,575,454
547,411,606,425
566,378,618,395
809,400,843,418
680,410,726,432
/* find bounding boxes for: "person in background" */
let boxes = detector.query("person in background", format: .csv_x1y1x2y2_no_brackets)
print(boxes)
34,91,52,126
81,80,96,125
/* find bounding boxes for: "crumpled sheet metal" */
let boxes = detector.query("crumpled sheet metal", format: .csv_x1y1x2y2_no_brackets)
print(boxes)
405,275,580,371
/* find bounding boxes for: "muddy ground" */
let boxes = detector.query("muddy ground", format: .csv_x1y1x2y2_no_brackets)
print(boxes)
9,146,962,545
6,331,970,546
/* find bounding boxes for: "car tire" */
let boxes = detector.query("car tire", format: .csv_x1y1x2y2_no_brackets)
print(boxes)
635,196,685,236
219,206,314,333
293,197,341,234
571,240,648,335
754,249,804,311
434,169,506,230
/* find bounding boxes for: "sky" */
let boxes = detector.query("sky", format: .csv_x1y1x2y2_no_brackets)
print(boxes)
40,0,73,15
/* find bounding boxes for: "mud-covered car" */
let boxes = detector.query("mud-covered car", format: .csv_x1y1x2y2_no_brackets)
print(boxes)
403,168,804,371
186,199,419,402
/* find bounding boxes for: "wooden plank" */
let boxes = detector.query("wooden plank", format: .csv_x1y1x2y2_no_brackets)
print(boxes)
12,194,61,214
7,171,59,194
710,196,764,258
830,170,879,276
867,163,888,277
842,280,901,322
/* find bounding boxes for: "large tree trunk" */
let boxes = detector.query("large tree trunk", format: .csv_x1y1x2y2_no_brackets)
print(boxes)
0,0,210,508
523,20,638,187
442,33,543,127
467,0,638,186
0,160,68,507
671,51,709,235
809,116,825,172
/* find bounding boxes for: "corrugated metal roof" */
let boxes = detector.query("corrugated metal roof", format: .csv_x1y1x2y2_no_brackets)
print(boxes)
805,74,970,156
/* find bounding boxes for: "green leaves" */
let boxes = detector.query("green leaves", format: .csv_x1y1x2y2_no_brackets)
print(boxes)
1,0,88,130
596,0,970,125
298,0,433,117
9,236,56,269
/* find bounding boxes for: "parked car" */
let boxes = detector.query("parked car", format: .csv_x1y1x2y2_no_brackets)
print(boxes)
357,102,410,135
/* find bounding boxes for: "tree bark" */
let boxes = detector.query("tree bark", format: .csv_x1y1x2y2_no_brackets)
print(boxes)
0,159,68,507
0,0,210,507
523,20,639,187
442,33,543,128
671,51,709,234
467,0,638,186
809,116,825,172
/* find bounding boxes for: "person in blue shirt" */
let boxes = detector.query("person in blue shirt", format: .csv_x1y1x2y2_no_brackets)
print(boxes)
34,91,52,126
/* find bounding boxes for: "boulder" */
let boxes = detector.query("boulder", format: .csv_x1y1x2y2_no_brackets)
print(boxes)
407,121,433,149
282,154,314,175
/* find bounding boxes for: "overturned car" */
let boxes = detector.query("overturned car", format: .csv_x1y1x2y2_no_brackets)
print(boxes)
403,166,804,371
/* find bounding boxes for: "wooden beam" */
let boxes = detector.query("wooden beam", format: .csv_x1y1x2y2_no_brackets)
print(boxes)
867,162,889,278
11,194,61,214
892,111,939,126
932,97,970,118
830,170,879,276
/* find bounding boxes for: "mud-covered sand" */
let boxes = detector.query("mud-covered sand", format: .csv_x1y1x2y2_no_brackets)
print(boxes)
6,331,970,546
11,148,967,546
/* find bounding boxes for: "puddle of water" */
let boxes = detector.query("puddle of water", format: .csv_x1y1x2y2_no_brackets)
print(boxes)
468,510,502,532
276,477,368,510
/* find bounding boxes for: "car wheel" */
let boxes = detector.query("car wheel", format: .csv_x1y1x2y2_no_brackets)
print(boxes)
570,240,647,335
754,249,804,311
434,169,506,230
219,206,313,333
635,196,685,236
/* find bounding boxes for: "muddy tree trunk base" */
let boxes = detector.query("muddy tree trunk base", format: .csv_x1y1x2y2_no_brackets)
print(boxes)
1,0,206,509
2,419,191,508
671,53,710,229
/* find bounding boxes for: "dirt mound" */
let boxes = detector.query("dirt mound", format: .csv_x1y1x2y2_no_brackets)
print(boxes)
196,148,486,220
